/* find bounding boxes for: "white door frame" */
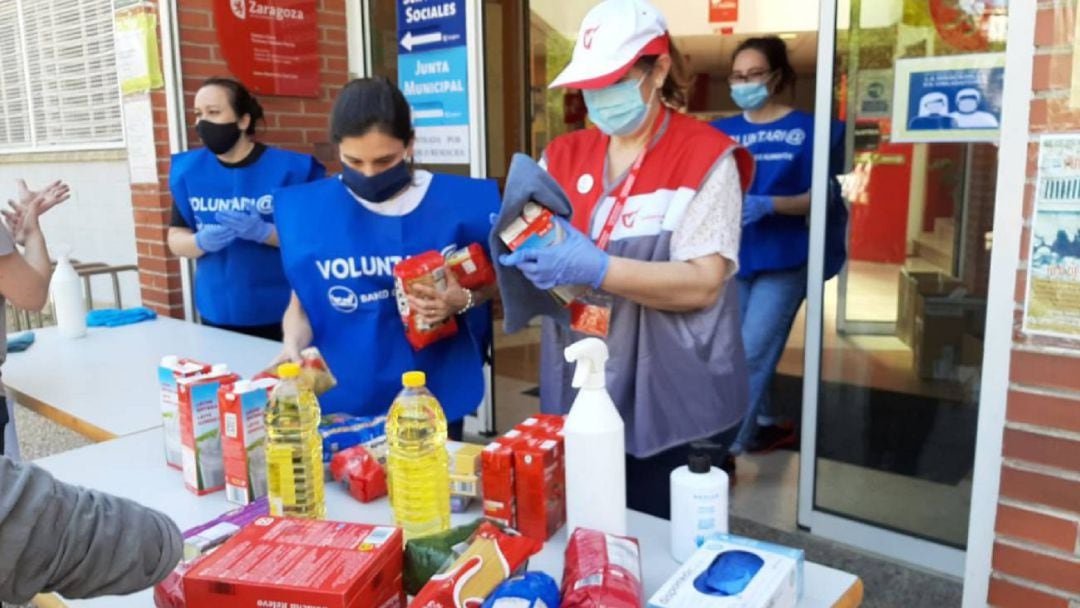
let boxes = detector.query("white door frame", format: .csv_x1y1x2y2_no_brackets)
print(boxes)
962,1,1036,604
797,0,979,578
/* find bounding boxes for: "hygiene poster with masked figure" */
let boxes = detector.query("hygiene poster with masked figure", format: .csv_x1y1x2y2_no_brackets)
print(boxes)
891,53,1005,143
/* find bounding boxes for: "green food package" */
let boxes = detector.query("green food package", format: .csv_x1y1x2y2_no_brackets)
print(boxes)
404,519,486,596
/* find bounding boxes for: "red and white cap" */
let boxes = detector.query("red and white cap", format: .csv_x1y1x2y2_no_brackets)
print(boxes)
549,0,670,90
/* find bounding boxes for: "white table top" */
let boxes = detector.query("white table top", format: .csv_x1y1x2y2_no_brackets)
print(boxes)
35,428,861,607
2,318,282,438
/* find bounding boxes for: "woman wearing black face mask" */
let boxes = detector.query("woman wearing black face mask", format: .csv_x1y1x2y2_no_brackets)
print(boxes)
167,78,325,340
272,78,499,439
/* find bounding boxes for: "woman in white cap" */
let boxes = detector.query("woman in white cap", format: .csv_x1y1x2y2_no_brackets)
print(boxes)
501,0,754,515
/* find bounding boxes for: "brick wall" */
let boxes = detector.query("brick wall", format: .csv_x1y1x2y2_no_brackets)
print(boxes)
988,2,1080,607
134,0,348,317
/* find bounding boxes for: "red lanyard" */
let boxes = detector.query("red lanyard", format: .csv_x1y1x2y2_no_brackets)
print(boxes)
595,109,667,252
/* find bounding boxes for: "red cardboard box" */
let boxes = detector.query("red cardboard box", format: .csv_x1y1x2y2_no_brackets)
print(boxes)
514,414,565,437
514,435,566,542
183,517,404,608
481,430,526,528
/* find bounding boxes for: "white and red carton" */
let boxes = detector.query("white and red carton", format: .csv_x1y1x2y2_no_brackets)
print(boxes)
158,356,211,469
183,517,404,608
219,378,277,506
178,365,238,495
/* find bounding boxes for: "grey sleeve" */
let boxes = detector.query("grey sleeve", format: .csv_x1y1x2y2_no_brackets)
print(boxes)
0,456,182,604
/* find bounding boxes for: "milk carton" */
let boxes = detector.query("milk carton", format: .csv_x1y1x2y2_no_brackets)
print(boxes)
158,356,211,469
178,365,238,495
219,378,277,505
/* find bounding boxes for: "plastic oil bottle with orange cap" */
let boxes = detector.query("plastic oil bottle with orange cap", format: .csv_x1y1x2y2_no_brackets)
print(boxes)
386,371,450,539
265,362,325,519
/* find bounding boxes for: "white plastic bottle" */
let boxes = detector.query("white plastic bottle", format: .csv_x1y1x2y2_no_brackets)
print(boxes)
670,446,729,562
563,337,626,537
51,248,86,339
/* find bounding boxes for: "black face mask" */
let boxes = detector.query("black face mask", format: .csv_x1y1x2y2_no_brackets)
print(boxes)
196,120,242,155
340,159,412,203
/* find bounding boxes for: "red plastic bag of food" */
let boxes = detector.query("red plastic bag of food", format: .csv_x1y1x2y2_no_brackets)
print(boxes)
447,243,496,291
411,521,542,608
346,451,387,503
561,528,643,608
330,444,370,482
153,559,190,608
394,251,459,350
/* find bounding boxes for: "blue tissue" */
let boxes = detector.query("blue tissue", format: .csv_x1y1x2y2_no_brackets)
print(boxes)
86,307,157,327
482,572,561,608
6,331,35,353
692,550,765,596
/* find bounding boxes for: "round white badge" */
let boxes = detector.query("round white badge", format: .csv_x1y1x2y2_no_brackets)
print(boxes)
577,174,595,194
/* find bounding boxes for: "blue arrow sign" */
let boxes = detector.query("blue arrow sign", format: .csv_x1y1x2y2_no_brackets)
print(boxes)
397,0,466,54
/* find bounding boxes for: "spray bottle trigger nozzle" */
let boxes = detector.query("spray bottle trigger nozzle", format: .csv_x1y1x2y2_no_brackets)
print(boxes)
564,337,609,390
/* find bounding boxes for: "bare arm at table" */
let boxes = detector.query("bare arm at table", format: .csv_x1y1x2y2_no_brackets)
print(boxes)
275,291,314,364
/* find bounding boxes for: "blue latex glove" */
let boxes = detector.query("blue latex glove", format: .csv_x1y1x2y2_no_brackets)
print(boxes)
742,194,774,225
215,208,273,243
194,224,237,253
499,217,609,290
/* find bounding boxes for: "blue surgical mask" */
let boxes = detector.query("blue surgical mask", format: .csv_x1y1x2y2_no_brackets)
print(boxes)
340,159,412,203
731,82,770,111
583,76,653,136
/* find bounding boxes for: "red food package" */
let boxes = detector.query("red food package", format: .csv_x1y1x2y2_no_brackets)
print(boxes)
330,444,371,482
411,522,542,608
561,528,643,608
153,558,194,608
394,251,459,350
446,243,496,291
515,414,565,437
346,451,387,503
481,430,526,528
514,435,566,542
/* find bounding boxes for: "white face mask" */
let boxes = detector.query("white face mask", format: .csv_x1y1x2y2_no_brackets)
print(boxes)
958,99,978,113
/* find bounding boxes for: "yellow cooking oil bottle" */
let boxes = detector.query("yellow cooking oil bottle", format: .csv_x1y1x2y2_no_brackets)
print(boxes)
387,371,450,539
265,362,325,519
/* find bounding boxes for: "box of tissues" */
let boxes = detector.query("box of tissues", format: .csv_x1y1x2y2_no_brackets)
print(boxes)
648,534,804,608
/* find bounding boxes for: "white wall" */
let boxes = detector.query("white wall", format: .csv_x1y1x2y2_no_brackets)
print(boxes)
0,157,141,308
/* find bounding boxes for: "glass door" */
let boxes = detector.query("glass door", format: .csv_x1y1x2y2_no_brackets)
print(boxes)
800,0,1007,575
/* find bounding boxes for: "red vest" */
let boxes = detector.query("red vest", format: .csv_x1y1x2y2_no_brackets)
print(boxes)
545,110,754,240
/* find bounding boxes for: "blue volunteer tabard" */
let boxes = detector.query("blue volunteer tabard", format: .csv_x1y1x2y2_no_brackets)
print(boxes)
170,146,325,326
274,173,498,421
713,110,846,279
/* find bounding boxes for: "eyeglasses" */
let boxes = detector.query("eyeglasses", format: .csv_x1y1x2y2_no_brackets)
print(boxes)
728,69,773,85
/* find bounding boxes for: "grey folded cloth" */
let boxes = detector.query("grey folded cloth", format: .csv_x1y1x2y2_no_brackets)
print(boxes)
0,456,182,604
489,153,574,334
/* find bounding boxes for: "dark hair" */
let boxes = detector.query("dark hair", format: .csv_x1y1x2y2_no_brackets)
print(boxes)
330,77,415,144
635,38,694,110
732,36,797,95
199,77,264,135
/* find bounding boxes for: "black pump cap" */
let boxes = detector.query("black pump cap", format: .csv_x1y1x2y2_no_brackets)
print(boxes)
688,452,712,474
688,440,730,474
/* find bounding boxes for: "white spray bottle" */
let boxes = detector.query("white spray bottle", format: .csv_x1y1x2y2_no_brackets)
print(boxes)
563,337,626,537
51,246,86,339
